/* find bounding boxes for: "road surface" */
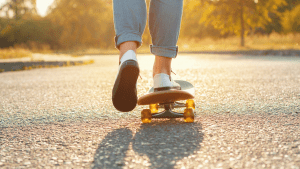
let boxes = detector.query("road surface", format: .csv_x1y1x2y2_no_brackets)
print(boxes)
0,54,300,168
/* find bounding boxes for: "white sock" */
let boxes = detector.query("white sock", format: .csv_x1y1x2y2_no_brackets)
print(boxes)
120,50,137,65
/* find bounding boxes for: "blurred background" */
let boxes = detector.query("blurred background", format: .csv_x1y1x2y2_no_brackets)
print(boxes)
0,0,299,57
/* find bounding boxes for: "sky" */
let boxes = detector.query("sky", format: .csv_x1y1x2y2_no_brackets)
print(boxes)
0,0,54,17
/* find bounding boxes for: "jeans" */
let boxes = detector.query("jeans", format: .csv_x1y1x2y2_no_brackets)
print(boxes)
113,0,183,58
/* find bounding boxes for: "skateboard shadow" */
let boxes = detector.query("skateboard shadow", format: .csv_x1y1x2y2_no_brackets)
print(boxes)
92,121,203,169
92,128,133,168
133,121,203,168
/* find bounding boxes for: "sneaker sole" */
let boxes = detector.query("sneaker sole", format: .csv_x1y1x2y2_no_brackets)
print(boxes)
112,60,139,112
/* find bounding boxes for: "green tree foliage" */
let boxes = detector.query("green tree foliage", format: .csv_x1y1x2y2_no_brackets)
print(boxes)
0,0,37,20
265,0,300,34
282,4,300,33
0,0,61,49
191,0,286,46
181,0,226,40
278,0,300,12
0,18,61,49
0,0,298,50
47,0,115,49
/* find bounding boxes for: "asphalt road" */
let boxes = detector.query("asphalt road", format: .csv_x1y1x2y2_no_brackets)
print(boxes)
0,54,300,168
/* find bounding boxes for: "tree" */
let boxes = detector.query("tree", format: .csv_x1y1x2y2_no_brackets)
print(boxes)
282,4,300,33
0,0,37,20
265,0,300,34
278,0,300,12
181,0,225,40
195,0,286,46
47,0,114,49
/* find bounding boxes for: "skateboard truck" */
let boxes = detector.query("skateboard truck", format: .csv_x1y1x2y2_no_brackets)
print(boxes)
152,103,184,119
141,100,195,123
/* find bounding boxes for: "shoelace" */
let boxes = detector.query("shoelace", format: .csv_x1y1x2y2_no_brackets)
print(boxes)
171,69,176,75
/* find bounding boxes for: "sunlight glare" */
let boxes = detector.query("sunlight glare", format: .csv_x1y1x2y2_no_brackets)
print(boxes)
36,0,55,17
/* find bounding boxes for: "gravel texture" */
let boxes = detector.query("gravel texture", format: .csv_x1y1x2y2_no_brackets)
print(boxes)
0,54,300,168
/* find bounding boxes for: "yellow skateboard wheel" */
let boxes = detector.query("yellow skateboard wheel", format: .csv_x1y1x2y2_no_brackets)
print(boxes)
186,99,195,110
141,109,152,123
184,108,194,123
149,104,159,114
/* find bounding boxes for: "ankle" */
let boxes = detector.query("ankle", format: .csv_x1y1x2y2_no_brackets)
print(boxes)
119,41,138,61
153,69,171,77
153,56,172,77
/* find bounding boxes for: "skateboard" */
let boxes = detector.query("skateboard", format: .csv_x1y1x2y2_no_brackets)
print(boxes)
137,80,195,123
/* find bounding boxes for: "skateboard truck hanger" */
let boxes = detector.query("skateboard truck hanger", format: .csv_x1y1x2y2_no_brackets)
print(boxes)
151,103,184,119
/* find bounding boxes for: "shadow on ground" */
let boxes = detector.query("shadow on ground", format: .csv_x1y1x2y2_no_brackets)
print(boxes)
92,120,204,168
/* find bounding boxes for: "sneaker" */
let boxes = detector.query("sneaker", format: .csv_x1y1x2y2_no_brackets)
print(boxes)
112,50,140,112
153,73,181,92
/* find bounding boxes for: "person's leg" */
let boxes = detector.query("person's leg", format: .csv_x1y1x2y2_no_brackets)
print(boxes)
112,0,147,112
149,0,183,90
113,0,147,59
149,0,184,77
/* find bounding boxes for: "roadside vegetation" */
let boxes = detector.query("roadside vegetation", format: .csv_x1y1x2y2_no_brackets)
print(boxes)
66,33,300,55
0,0,300,58
177,33,300,52
0,48,32,59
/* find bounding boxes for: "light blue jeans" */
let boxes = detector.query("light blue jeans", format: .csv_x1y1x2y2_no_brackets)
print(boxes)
113,0,183,58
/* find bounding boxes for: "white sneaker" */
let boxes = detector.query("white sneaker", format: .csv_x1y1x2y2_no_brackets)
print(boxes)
112,50,139,112
153,73,181,92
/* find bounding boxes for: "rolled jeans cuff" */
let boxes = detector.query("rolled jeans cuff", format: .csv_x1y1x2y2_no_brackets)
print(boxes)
150,45,178,58
115,33,142,50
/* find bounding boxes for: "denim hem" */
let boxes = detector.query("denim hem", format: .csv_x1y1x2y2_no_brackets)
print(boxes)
150,45,178,58
115,33,142,50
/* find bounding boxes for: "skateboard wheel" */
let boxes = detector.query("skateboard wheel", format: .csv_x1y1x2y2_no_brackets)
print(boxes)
186,99,195,110
184,108,194,123
149,104,159,114
141,109,152,123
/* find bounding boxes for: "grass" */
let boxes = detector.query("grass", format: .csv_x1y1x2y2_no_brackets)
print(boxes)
69,33,300,55
1,33,300,59
0,48,32,59
177,33,300,52
0,48,81,60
